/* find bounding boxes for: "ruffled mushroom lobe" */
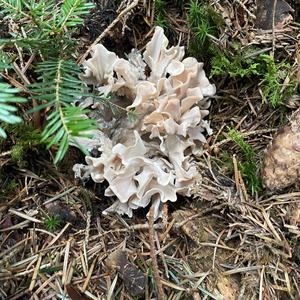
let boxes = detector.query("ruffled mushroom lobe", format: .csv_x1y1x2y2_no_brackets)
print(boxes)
76,26,216,219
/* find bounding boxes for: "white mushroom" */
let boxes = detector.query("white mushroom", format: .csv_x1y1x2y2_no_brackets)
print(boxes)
143,27,185,83
75,26,216,219
80,44,118,91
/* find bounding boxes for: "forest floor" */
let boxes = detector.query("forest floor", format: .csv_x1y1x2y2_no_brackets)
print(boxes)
1,0,300,299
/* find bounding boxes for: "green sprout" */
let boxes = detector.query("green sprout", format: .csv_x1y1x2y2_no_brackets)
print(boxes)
44,214,61,232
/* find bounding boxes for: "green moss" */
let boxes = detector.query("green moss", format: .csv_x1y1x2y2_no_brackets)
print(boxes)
259,54,296,108
2,123,44,165
187,0,223,60
11,144,25,162
1,179,20,197
152,0,179,42
210,52,259,78
43,214,61,232
187,0,204,28
210,50,297,108
228,128,262,194
188,0,223,28
154,0,167,28
155,13,168,28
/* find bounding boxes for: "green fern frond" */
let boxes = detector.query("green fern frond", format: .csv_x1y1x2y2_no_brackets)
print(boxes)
30,59,96,163
58,0,94,29
0,80,27,138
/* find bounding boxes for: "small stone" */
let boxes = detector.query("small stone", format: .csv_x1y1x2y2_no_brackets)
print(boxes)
255,0,294,30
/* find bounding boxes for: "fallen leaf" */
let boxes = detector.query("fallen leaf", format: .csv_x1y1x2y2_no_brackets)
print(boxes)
66,284,91,300
105,249,145,298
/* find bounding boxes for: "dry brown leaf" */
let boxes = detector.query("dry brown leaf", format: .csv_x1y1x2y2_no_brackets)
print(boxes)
66,284,91,300
105,249,145,298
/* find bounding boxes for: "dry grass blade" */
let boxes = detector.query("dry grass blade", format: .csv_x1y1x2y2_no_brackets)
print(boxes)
107,273,118,300
9,209,42,223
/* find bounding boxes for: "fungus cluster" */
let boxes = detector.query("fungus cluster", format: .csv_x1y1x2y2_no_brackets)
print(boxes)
74,27,216,219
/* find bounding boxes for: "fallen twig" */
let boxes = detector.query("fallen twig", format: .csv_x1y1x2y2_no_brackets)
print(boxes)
149,206,164,300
